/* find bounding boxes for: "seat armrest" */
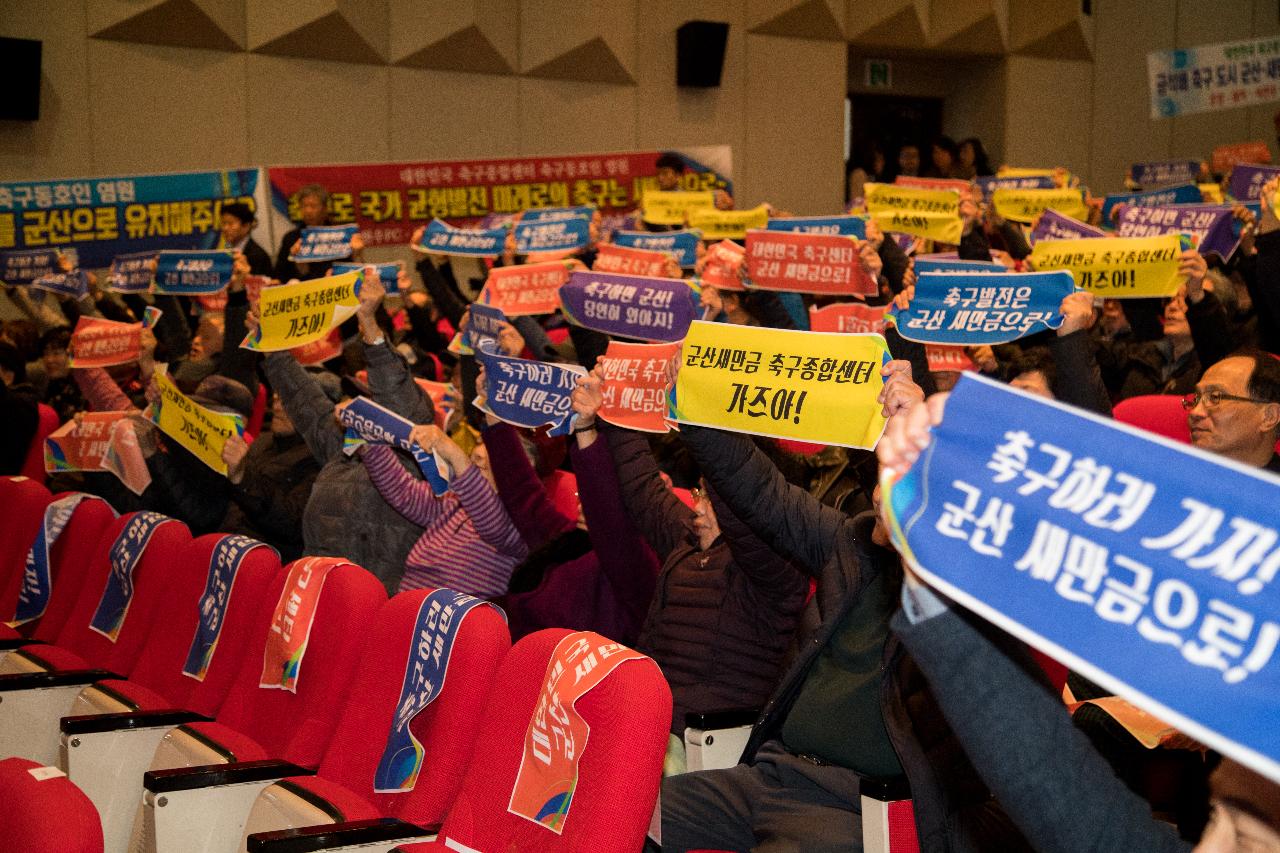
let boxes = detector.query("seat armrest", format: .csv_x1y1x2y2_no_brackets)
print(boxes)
144,759,315,793
859,776,912,802
247,818,439,853
61,709,214,735
684,708,760,730
0,669,120,691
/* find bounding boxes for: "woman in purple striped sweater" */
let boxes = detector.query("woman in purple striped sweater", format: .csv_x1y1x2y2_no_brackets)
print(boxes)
362,424,527,597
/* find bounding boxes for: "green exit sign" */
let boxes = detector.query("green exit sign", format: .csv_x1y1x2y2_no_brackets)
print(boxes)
865,59,892,88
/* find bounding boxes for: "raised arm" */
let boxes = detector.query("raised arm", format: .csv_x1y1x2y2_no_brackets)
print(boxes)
362,444,443,528
262,351,342,464
358,271,434,424
1048,291,1112,416
482,419,576,549
218,257,260,394
604,425,695,562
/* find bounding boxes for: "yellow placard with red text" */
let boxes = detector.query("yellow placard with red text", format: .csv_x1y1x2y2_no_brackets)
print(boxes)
864,183,963,244
992,187,1089,224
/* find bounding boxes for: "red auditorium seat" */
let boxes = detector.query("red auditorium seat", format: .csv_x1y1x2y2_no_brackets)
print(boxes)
0,475,53,585
1112,395,1191,444
0,758,102,853
19,403,60,481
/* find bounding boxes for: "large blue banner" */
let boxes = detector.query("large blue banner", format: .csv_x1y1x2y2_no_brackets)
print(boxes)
88,512,174,642
1102,183,1203,224
1116,204,1240,259
418,219,507,257
1131,160,1200,187
883,374,1280,782
611,229,700,267
765,215,867,238
182,534,272,681
1030,210,1106,244
0,248,59,285
14,494,109,625
153,250,234,295
559,270,698,343
514,215,591,254
888,271,1072,345
373,589,497,792
0,168,265,269
339,397,450,495
475,345,586,436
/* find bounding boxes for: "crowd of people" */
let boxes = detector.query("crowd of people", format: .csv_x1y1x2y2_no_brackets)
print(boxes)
2,146,1280,852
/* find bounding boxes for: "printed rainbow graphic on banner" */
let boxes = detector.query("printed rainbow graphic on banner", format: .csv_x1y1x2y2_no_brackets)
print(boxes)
531,780,575,831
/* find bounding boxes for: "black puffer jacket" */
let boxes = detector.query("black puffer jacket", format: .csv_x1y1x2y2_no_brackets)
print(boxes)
221,430,319,561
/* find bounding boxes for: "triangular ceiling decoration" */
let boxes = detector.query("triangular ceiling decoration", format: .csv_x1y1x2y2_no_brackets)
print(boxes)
524,36,635,85
251,10,384,65
91,0,244,52
396,24,515,75
750,0,845,41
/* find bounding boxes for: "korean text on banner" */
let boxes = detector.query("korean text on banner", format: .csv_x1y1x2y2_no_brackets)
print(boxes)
45,412,129,473
153,250,234,295
863,183,963,244
151,369,245,475
1132,160,1201,187
597,340,681,433
478,259,581,317
15,494,110,625
524,204,596,222
560,271,697,342
670,320,890,449
290,225,358,262
339,396,450,495
464,302,509,354
89,512,173,641
745,229,876,296
701,240,746,291
515,215,590,254
1116,205,1240,259
808,302,888,334
68,316,142,368
642,190,715,225
1031,233,1187,298
1102,184,1203,223
687,205,769,241
1149,36,1280,119
1031,210,1107,244
1,249,58,284
32,269,88,299
593,243,671,278
888,271,1073,345
108,251,158,293
991,188,1089,225
765,215,867,238
417,219,507,257
182,535,269,681
242,269,363,352
332,261,401,293
611,229,700,267
475,347,587,436
927,345,977,373
976,175,1056,199
260,557,347,692
1229,164,1280,201
882,373,1280,783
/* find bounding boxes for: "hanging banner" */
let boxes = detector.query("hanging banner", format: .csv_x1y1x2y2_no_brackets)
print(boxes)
975,175,1056,200
150,369,245,475
515,215,591,254
913,257,1006,276
44,412,129,472
765,215,867,238
259,557,348,693
1228,164,1280,201
508,632,652,832
107,251,157,293
182,534,271,681
289,224,358,263
1116,204,1240,259
597,340,681,433
1030,210,1107,244
1149,36,1280,119
559,271,697,343
474,346,586,437
701,239,746,291
1030,233,1187,298
882,373,1280,783
807,302,888,335
669,320,890,449
887,271,1073,345
864,183,963,244
416,219,507,257
67,316,142,368
642,190,716,226
477,259,582,317
332,261,401,293
1102,184,1203,224
926,345,977,373
338,396,450,495
88,511,174,642
744,230,876,296
611,229,699,267
241,269,363,353
1213,141,1272,174
687,205,769,241
593,243,672,278
1131,161,1201,187
992,188,1089,225
153,249,234,295
31,268,88,299
0,248,59,284
14,494,110,625
374,589,496,792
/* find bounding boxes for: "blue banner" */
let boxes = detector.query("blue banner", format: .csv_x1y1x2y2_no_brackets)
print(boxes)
1,249,59,285
290,224,358,263
332,261,401,293
1131,160,1200,187
1116,204,1240,259
32,268,89,299
1102,183,1203,224
465,303,508,353
418,219,507,257
884,373,1280,782
1030,209,1106,244
522,205,595,223
339,396,450,495
182,534,272,680
153,250,234,295
0,168,263,269
14,494,109,625
1228,164,1280,202
475,345,586,436
108,251,158,293
611,229,700,267
514,215,591,254
373,589,497,792
89,512,174,642
912,257,1006,276
975,175,1056,199
559,271,698,343
888,271,1072,345
765,215,867,239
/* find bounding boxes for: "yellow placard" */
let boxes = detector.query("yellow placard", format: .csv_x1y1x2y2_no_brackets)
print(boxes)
686,204,770,241
864,183,963,244
997,166,1056,178
243,270,363,352
642,190,716,225
670,320,890,449
992,188,1089,224
151,370,244,475
1199,183,1225,204
1030,233,1186,298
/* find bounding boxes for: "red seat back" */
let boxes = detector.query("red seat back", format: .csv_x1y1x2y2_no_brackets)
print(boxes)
0,757,103,853
543,470,579,522
437,629,671,852
316,589,510,825
21,498,119,643
19,404,60,481
0,476,53,585
1112,395,1191,443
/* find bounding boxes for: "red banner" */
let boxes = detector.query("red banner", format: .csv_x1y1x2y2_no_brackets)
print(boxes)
44,412,128,472
292,328,342,366
745,230,876,296
701,240,745,291
593,243,670,278
808,302,889,334
68,316,141,367
597,340,680,433
1212,141,1272,174
478,259,583,316
926,345,976,373
260,557,349,693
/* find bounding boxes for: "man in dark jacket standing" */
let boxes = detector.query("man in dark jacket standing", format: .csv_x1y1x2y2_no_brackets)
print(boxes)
219,202,273,277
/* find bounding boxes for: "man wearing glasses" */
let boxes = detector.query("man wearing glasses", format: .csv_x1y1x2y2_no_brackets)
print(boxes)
1182,350,1280,473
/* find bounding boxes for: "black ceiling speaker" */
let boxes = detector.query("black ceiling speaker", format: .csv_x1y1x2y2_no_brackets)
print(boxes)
677,21,729,88
0,38,42,121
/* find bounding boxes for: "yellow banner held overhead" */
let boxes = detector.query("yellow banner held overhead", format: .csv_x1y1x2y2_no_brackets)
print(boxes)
992,187,1089,224
1199,183,1225,203
669,320,891,449
151,369,244,475
1030,233,1187,298
242,269,363,352
642,190,716,226
864,183,963,244
686,204,770,241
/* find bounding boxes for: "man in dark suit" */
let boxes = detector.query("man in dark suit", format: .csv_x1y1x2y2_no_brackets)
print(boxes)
219,201,273,277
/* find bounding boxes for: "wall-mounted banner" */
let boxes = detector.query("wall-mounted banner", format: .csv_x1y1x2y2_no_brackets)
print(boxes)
1228,164,1280,200
864,183,963,244
0,168,269,269
475,346,587,436
1131,160,1202,187
913,257,1006,276
524,204,596,222
515,215,591,254
975,175,1056,199
688,204,770,241
151,369,245,475
1030,210,1107,244
44,412,129,472
182,534,270,681
241,269,363,352
559,271,697,342
1,248,58,284
992,188,1089,225
1213,141,1272,174
153,250,234,295
31,268,89,299
269,147,732,247
670,320,890,449
1102,184,1202,224
1030,233,1187,298
593,243,672,278
882,373,1280,783
68,316,142,368
701,239,746,291
926,345,977,373
744,229,876,296
417,219,508,257
108,251,157,293
1149,36,1280,119
611,229,699,267
1116,204,1240,259
260,557,348,692
888,271,1072,345
807,302,889,335
642,190,716,226
289,224,358,263
597,340,681,433
339,395,450,495
765,215,868,238
478,259,583,317
331,261,401,293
